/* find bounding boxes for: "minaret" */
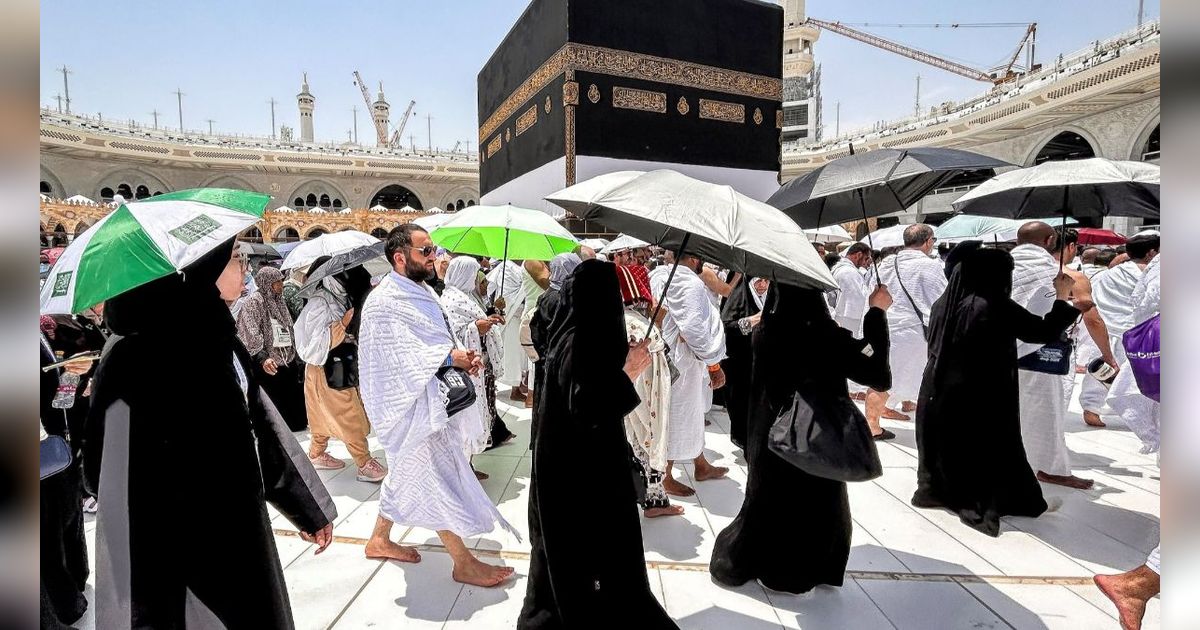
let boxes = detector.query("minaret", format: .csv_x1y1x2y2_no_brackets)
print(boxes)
372,82,391,147
297,72,315,143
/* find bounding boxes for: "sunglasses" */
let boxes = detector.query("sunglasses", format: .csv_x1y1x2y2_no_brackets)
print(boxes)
410,245,436,257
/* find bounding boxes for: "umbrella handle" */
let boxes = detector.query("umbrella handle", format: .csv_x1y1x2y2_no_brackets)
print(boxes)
493,227,512,311
647,233,691,330
858,188,883,286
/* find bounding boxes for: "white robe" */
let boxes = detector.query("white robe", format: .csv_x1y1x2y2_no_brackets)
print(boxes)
1011,244,1071,476
292,278,348,366
1107,255,1160,453
653,266,726,461
359,272,515,538
440,285,503,455
831,259,868,336
876,249,946,403
488,261,528,387
1092,261,1145,337
623,309,671,472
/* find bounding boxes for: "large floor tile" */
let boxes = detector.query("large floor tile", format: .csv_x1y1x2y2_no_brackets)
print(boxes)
856,579,1007,630
766,579,894,630
330,551,462,628
659,568,784,630
442,558,530,628
285,541,385,630
963,582,1116,630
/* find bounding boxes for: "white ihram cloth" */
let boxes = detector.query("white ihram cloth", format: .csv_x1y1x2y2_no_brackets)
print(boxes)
359,271,515,538
1092,261,1145,337
440,259,504,455
876,249,946,403
652,266,726,461
623,308,672,472
487,260,527,386
1107,255,1160,453
1011,244,1072,476
831,259,868,336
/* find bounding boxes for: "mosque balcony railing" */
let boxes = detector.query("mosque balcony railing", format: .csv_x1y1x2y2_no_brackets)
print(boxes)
785,19,1160,157
39,110,479,163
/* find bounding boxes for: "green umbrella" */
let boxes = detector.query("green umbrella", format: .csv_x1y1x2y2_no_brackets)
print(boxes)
39,188,270,314
428,204,578,261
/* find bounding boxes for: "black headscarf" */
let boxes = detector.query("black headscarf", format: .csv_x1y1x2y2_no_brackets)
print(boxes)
942,240,983,280
720,274,763,325
546,259,627,370
86,238,248,491
926,247,1015,364
334,265,373,336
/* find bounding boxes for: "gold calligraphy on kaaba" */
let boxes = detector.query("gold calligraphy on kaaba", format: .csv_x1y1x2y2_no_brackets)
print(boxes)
753,108,764,125
587,84,600,104
677,97,690,115
516,105,538,137
776,110,783,129
505,128,512,142
612,87,667,113
699,99,745,123
563,81,580,106
544,95,552,114
478,43,781,143
487,135,502,158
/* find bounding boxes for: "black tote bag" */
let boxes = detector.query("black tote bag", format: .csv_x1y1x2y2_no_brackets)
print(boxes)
768,386,883,483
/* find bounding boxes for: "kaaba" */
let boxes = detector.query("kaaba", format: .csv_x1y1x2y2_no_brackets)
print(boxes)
477,0,783,232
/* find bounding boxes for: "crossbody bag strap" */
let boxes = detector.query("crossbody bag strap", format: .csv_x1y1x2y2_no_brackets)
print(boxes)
893,256,927,333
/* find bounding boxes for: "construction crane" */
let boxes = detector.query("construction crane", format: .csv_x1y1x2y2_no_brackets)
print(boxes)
804,18,1037,85
388,100,416,148
452,140,462,152
352,71,388,145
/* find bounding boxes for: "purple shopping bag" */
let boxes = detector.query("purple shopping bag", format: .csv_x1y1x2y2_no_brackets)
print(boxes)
1123,314,1160,403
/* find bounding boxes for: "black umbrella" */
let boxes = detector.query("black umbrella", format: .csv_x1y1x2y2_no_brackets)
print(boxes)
237,241,282,259
768,146,1013,228
297,241,389,299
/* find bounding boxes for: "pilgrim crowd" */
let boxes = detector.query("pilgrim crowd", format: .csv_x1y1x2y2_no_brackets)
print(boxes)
39,221,1161,629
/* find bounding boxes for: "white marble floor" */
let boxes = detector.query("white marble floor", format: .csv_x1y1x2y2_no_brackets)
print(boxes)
78,375,1160,629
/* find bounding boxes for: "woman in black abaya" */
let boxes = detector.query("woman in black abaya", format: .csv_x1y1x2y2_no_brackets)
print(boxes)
911,247,1078,536
719,274,766,450
711,282,892,594
519,259,676,630
85,238,337,628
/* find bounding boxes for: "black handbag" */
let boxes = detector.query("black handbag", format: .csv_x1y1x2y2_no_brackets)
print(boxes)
324,341,359,390
436,365,477,417
1017,336,1075,376
768,386,883,482
40,435,72,480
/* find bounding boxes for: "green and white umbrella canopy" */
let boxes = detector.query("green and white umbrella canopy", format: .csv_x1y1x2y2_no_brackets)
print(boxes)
39,188,270,314
429,204,578,261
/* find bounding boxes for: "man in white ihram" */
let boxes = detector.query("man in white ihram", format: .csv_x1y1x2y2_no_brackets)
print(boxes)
830,243,877,416
871,225,946,435
651,252,728,497
359,224,517,587
1010,221,1093,489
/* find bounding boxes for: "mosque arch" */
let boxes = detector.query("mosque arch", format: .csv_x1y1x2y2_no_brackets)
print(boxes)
293,197,305,208
455,199,465,211
1028,127,1099,166
94,167,172,202
446,203,455,212
73,221,93,237
39,165,66,199
241,226,263,242
100,187,115,201
466,200,475,207
40,181,53,195
438,186,477,212
285,179,349,212
200,174,258,192
1129,112,1160,161
274,226,300,241
368,183,424,210
116,183,133,199
305,226,329,239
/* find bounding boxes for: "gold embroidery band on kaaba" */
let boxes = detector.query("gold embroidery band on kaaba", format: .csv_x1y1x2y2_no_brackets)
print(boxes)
699,99,745,123
612,87,667,113
487,135,503,158
479,43,782,142
516,105,538,137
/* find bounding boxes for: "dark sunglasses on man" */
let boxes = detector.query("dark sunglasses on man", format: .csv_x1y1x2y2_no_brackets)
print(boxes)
410,245,436,257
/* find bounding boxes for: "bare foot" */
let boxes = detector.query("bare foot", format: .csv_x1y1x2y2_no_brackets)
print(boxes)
901,401,917,413
473,468,490,481
881,408,911,421
1095,568,1158,630
1037,471,1094,489
644,505,685,518
1083,411,1107,427
364,539,422,563
694,465,728,481
850,392,867,401
452,557,515,588
663,476,695,497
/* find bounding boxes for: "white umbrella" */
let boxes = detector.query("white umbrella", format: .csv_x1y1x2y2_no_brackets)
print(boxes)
803,225,852,244
859,224,908,249
952,158,1159,221
546,170,834,291
412,213,455,231
280,230,379,271
64,194,95,205
578,238,610,250
368,204,389,211
600,233,650,254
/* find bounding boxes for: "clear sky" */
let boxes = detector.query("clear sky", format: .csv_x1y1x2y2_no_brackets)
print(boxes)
39,0,1159,149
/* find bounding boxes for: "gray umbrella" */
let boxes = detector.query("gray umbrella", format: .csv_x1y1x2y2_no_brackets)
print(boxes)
767,146,1012,228
951,157,1160,220
297,241,390,299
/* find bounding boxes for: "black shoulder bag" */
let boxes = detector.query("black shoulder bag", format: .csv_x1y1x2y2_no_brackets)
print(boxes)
436,312,477,417
324,338,359,390
768,383,883,483
1017,308,1076,376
